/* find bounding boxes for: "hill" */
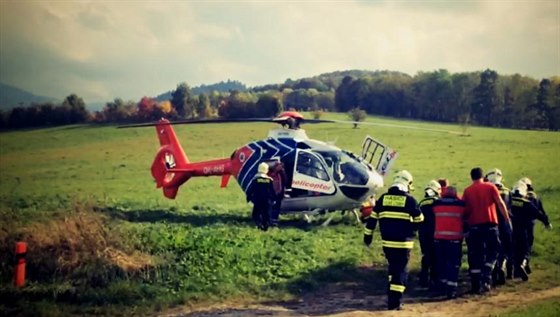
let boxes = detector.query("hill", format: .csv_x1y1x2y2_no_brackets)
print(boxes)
155,79,247,101
0,82,58,110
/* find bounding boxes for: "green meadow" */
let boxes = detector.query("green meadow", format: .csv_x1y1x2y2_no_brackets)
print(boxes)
1,113,559,316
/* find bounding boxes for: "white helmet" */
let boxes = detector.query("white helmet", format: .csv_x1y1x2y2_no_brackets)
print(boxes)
512,181,528,197
519,177,532,187
258,162,269,174
392,170,414,192
486,168,503,185
424,180,442,197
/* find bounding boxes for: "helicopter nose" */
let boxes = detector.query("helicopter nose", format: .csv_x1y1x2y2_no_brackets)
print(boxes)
366,170,384,195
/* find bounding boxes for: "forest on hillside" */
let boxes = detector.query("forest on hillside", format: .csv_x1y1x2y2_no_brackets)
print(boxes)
1,69,558,131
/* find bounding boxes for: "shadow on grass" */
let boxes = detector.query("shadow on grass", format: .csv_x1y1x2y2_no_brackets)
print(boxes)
97,206,344,231
178,260,458,316
98,206,254,227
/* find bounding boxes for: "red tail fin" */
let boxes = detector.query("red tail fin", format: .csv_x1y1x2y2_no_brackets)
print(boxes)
151,119,191,199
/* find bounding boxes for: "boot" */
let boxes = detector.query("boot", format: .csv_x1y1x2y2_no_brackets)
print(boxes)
506,261,513,279
518,260,529,281
495,260,506,285
470,275,481,294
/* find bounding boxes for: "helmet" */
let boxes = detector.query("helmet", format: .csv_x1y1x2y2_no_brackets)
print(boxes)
512,181,528,197
258,162,269,174
392,170,414,192
486,168,503,185
519,177,532,187
424,180,442,197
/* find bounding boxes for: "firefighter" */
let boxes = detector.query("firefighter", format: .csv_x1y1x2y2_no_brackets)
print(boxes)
519,177,552,274
432,186,466,299
510,181,552,281
363,170,422,310
462,167,510,294
485,168,513,284
418,180,442,288
246,162,276,231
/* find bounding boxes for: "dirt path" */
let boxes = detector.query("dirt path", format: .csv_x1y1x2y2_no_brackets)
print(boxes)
160,286,560,317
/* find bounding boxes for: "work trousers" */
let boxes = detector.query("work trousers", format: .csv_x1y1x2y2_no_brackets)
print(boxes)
512,221,531,268
434,239,463,293
252,201,271,229
383,247,410,309
494,223,513,280
466,224,500,288
418,232,436,287
270,195,282,226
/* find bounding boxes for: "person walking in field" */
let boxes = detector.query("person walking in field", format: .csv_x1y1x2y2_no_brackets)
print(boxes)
417,180,442,289
432,186,466,299
462,167,510,294
485,168,514,284
246,162,276,231
518,177,552,274
363,170,423,310
510,181,552,281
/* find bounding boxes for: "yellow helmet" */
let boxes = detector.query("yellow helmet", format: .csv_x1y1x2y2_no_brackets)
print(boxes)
486,168,503,184
392,170,414,192
258,162,269,174
424,180,442,197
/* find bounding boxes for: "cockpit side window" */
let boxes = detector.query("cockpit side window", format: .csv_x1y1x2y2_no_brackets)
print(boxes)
296,151,330,181
318,151,369,186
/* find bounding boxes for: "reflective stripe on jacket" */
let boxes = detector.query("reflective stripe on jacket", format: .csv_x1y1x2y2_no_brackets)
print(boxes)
433,197,466,240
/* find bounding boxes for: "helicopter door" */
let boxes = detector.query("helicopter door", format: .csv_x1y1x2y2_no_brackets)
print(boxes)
291,150,335,195
361,135,398,177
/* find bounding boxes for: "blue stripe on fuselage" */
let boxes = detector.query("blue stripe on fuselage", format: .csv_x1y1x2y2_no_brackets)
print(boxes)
238,138,296,192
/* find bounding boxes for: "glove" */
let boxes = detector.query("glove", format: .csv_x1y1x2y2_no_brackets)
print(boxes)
545,223,553,230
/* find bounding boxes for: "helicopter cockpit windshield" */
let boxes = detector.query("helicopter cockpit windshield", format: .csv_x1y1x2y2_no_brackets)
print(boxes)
318,151,369,186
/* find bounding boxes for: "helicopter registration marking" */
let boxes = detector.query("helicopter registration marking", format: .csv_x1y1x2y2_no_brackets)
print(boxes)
203,165,225,175
383,195,406,207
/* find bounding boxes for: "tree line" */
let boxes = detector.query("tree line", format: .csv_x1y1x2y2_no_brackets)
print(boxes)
1,69,558,130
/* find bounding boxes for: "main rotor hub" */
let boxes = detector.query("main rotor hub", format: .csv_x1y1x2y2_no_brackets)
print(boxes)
272,111,305,129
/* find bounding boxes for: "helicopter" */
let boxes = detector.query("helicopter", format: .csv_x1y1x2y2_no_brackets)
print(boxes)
120,111,406,225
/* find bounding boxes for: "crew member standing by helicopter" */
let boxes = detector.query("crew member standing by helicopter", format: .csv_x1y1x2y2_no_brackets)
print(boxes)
268,160,287,228
246,162,276,231
363,170,422,311
418,180,442,289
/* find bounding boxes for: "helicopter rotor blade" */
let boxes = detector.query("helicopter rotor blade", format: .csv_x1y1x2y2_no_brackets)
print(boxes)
323,120,465,135
117,118,275,129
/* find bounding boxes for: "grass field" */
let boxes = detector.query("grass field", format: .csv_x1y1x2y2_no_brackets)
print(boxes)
1,113,559,316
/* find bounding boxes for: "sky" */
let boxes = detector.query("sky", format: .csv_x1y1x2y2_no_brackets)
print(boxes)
0,0,559,103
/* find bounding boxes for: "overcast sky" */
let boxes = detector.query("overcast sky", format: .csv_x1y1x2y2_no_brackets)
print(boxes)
0,0,558,103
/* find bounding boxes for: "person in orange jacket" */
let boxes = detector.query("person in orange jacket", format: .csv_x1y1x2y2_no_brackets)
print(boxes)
433,186,467,299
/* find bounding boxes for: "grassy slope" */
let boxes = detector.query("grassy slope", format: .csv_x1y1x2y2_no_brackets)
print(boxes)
0,114,559,316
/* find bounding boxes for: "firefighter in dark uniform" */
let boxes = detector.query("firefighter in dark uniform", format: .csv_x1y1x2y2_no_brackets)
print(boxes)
485,168,513,284
363,170,422,310
519,177,552,274
417,180,441,288
246,162,277,231
510,181,551,281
